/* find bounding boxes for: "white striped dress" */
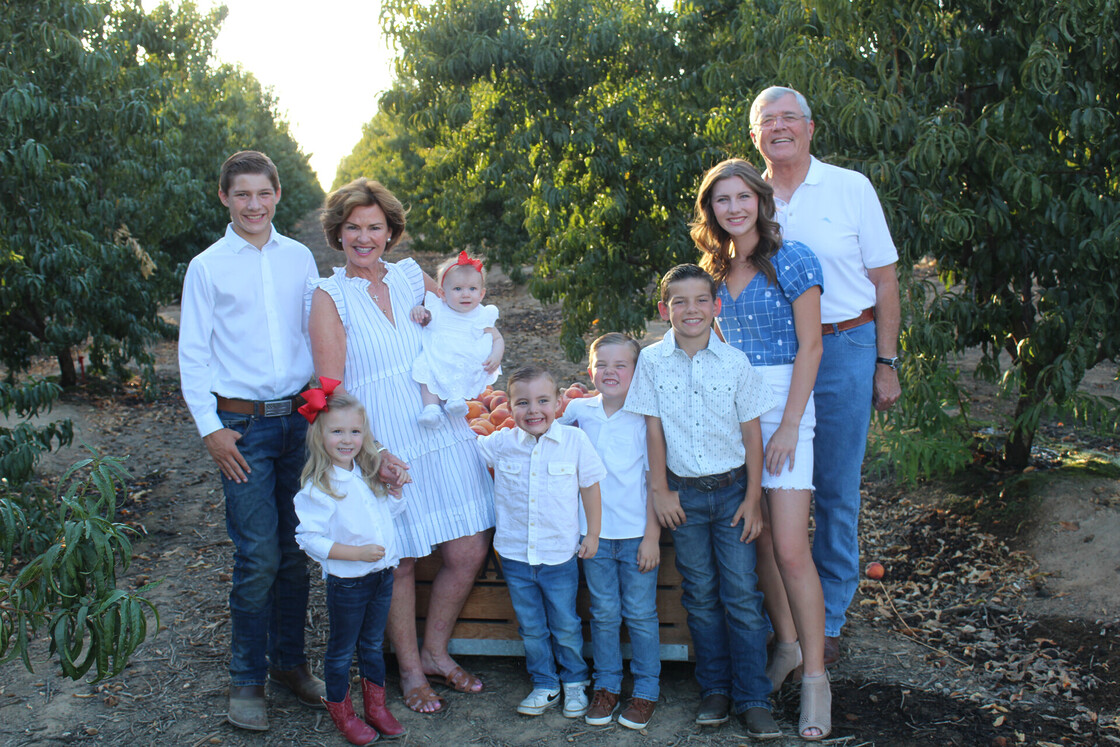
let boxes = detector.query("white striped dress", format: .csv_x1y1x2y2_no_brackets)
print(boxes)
316,260,495,558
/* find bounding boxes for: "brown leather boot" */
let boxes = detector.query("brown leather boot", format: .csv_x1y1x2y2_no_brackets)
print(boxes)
361,679,405,739
323,690,380,745
269,662,327,708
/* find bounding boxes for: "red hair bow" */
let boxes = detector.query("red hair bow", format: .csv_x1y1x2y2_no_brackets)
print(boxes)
454,251,483,273
298,378,341,423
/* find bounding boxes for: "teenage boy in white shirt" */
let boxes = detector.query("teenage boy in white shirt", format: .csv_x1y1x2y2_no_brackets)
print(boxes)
475,366,605,720
178,151,324,731
624,264,780,738
559,333,660,730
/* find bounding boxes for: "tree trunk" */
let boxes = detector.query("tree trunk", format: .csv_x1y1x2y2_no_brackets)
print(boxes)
1003,364,1041,471
57,346,77,387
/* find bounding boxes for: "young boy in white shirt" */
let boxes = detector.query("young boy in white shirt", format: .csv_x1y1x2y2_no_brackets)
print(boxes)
475,366,605,718
624,264,781,738
559,333,660,729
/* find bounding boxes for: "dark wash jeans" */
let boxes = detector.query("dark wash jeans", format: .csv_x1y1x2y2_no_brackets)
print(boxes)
668,472,771,712
218,409,309,686
324,569,394,702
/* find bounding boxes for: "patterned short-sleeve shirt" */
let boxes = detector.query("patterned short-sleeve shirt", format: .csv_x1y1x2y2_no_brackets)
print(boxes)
717,240,823,366
623,330,778,478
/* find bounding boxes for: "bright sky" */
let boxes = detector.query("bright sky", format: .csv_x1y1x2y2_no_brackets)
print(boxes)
146,0,398,190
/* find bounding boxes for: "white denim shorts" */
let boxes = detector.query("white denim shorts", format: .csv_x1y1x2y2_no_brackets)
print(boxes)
757,364,816,491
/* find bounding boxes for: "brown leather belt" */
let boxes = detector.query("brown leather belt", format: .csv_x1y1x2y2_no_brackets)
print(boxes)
822,307,874,335
215,392,307,418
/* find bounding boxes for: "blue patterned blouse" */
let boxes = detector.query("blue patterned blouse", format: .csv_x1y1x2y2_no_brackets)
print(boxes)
716,239,823,366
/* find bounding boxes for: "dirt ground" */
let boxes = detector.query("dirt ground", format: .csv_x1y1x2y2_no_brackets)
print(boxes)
1,214,1118,746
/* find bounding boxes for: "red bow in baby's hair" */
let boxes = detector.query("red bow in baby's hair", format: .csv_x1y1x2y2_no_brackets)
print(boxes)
298,378,341,423
454,251,483,274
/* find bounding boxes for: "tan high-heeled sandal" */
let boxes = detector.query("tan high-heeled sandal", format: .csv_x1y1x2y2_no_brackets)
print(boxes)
799,672,832,741
765,640,802,693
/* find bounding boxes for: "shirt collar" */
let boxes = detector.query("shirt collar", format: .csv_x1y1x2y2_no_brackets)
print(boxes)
222,223,278,253
514,419,564,445
330,463,361,482
659,328,736,361
804,155,824,186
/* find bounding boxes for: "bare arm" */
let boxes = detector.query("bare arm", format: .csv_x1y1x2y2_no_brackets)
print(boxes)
637,470,661,573
422,270,442,296
645,415,684,529
310,288,348,386
764,286,822,476
328,543,386,563
577,482,602,559
732,418,765,543
482,327,505,373
867,263,901,411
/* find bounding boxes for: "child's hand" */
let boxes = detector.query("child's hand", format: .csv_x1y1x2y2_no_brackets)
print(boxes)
355,544,386,563
482,350,502,374
578,534,599,559
731,497,763,543
650,484,686,529
410,305,432,326
764,423,798,477
636,536,661,573
482,327,505,373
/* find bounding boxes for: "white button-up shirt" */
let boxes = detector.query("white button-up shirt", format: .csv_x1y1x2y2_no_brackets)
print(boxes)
624,329,777,478
771,156,898,323
178,224,319,437
294,465,406,578
558,396,648,539
476,422,607,565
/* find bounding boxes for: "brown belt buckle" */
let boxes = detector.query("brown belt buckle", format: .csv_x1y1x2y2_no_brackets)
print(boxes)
262,399,293,417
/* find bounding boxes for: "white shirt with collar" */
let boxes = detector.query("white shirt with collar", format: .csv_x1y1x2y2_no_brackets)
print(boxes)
294,464,406,578
178,224,319,437
476,421,607,565
558,395,648,539
623,329,777,478
771,156,898,323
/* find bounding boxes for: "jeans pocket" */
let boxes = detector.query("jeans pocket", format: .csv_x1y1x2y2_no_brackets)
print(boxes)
219,413,255,438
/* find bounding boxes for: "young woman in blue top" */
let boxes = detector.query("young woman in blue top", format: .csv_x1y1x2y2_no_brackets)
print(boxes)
692,158,830,740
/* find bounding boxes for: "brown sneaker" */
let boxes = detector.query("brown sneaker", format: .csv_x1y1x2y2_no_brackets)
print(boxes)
583,688,619,725
618,696,656,730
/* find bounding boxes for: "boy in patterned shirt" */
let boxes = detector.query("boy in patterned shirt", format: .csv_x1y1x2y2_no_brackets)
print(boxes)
623,264,780,738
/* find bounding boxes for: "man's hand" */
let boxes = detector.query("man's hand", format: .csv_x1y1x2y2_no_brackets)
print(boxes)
378,451,411,492
873,366,901,411
204,428,250,483
651,484,686,529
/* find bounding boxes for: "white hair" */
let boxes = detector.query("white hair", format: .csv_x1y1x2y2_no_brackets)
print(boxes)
750,86,813,125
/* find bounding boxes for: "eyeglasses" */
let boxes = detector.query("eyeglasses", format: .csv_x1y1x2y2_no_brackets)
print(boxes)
752,113,808,130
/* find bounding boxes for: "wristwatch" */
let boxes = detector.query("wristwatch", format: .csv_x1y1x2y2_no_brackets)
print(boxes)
876,356,901,370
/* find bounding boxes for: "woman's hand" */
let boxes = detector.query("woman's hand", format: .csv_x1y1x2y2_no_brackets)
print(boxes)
764,422,798,477
410,305,431,326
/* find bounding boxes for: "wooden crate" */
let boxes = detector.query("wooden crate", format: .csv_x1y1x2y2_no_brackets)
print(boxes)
413,529,693,660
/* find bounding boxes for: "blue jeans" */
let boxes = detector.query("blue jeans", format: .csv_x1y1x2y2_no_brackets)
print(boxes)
668,473,770,712
581,537,660,701
324,570,394,702
813,320,877,636
219,410,310,686
501,555,589,689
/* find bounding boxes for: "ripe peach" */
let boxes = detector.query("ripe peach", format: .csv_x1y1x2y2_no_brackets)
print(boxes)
501,417,515,430
488,407,511,425
564,386,584,400
489,391,508,408
570,382,588,394
466,400,487,419
866,562,885,580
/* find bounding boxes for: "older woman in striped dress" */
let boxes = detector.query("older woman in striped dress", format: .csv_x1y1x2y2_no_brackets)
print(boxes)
309,178,495,715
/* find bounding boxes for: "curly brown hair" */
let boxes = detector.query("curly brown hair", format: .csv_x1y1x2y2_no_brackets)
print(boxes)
690,159,782,288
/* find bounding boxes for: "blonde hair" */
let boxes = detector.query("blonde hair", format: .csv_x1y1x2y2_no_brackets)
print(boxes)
301,393,386,499
436,253,486,287
690,158,782,288
589,332,639,366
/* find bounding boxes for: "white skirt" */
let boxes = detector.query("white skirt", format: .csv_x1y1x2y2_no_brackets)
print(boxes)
757,364,815,491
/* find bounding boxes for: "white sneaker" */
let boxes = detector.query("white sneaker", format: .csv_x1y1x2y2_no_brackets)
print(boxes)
517,687,561,715
417,404,443,429
444,398,469,418
562,681,590,718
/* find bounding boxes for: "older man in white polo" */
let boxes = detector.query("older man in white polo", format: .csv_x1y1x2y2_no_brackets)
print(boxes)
749,86,902,666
